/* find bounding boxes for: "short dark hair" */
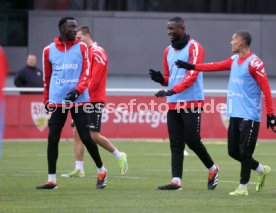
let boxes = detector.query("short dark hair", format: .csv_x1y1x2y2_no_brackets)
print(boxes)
235,31,252,47
169,17,184,24
58,16,75,28
77,26,92,37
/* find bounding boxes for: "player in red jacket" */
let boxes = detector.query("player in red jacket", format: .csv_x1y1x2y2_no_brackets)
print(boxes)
0,46,8,153
175,31,276,196
0,47,8,103
150,17,219,191
61,26,128,178
36,17,107,190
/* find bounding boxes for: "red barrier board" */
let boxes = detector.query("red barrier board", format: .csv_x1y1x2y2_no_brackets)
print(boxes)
3,95,276,140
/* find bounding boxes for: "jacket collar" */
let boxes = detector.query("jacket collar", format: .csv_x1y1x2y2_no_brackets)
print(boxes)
53,37,80,51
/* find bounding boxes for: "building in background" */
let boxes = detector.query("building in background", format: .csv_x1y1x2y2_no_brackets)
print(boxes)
1,0,276,140
1,0,276,47
1,0,276,87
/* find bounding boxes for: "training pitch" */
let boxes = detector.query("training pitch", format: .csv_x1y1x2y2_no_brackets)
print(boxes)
0,140,275,213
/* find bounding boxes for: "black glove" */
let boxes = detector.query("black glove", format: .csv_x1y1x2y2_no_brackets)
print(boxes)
175,60,195,70
149,69,164,84
65,89,80,102
155,89,175,98
267,114,276,131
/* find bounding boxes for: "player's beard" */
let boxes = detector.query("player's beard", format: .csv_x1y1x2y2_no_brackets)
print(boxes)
67,31,76,41
171,33,190,50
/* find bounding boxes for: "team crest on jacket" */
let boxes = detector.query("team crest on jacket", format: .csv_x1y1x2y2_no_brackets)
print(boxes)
31,102,49,131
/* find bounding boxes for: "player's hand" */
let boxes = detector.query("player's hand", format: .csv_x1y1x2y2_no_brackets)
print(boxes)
149,69,164,84
155,89,175,98
175,60,195,70
267,114,276,132
65,89,80,102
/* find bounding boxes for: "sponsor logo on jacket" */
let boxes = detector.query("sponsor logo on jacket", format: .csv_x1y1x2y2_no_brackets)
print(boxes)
56,78,79,85
55,63,78,71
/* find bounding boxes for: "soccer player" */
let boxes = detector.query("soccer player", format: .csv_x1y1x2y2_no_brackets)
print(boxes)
61,26,128,178
36,17,107,190
0,46,8,155
175,30,276,196
150,17,219,191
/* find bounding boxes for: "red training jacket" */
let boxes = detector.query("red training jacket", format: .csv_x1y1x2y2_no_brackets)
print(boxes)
88,42,108,103
195,52,274,115
0,47,8,100
162,38,205,110
43,37,90,106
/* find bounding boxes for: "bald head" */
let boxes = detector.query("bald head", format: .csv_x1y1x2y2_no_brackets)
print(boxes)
26,54,37,67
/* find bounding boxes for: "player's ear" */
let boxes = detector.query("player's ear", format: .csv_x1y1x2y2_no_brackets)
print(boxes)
59,24,66,34
238,38,244,46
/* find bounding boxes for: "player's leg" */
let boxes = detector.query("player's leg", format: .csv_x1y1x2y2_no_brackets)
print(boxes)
74,127,85,162
36,108,68,189
239,119,270,192
182,108,219,190
157,110,184,190
239,120,259,183
88,103,116,154
89,102,128,175
71,105,107,189
228,117,247,196
61,126,85,178
91,132,115,153
227,117,242,161
229,119,261,196
91,132,128,175
228,118,266,172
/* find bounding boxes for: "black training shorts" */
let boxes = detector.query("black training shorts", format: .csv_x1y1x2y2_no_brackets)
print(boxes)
71,102,104,132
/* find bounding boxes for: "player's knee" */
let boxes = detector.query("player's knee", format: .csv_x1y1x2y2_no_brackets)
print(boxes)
186,141,202,151
170,141,184,151
47,137,59,151
239,151,251,161
91,131,99,141
48,131,60,147
48,124,63,141
79,132,95,145
228,149,236,158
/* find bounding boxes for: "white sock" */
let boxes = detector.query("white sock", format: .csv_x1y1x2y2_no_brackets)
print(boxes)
97,166,106,174
113,149,122,160
239,184,247,190
75,161,84,172
208,164,217,172
172,177,181,185
256,163,264,174
48,174,56,183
